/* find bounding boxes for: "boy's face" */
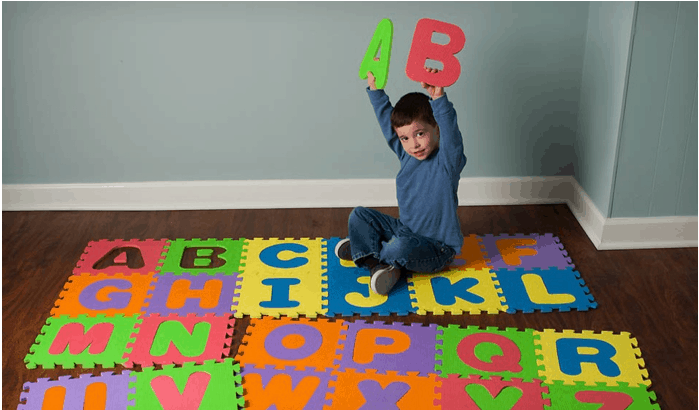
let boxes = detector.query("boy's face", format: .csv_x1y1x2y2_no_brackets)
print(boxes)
395,120,440,160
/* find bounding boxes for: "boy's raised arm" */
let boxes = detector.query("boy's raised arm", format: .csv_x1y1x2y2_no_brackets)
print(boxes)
423,68,466,174
366,71,404,158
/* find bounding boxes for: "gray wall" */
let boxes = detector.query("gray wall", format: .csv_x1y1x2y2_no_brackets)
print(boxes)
610,1,698,217
573,1,697,218
4,2,697,218
3,2,588,183
574,1,635,218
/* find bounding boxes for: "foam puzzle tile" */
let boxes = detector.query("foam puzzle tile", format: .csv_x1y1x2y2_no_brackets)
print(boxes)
240,237,326,276
241,365,334,409
18,371,135,410
544,380,661,409
435,374,550,409
480,233,574,270
234,270,326,319
435,325,543,382
337,320,438,376
329,368,438,410
129,359,244,409
494,267,597,313
446,234,491,270
408,268,508,315
324,237,416,316
236,316,347,372
158,238,246,275
235,238,327,318
51,273,156,318
25,314,141,369
74,239,170,275
124,313,234,367
144,272,241,316
534,329,651,387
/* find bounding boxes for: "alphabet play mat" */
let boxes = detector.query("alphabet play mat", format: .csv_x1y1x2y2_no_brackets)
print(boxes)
18,235,660,409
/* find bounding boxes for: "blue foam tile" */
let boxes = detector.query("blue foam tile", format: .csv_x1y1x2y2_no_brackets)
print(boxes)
323,237,416,316
494,267,597,313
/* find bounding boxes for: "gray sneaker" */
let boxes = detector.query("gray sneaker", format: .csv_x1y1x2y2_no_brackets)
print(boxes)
335,238,352,261
370,264,401,295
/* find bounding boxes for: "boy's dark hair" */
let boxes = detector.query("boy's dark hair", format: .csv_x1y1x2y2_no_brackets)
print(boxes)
390,92,437,130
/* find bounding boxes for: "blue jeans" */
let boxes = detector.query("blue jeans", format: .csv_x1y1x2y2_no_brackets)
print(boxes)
348,206,456,273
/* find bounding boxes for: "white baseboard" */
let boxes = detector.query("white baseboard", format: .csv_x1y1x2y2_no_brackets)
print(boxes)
457,176,573,206
566,179,697,250
2,179,399,211
566,179,607,248
597,216,698,250
3,177,696,250
0,177,572,211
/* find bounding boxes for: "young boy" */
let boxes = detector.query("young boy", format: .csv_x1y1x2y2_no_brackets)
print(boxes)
335,67,467,295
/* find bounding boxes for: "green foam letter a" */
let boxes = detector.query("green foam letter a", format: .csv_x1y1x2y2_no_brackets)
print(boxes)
359,18,393,89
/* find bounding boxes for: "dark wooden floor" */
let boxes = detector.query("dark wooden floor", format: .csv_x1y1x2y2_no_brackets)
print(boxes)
2,205,697,409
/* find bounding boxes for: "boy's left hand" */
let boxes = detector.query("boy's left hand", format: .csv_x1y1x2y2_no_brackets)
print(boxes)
421,67,444,100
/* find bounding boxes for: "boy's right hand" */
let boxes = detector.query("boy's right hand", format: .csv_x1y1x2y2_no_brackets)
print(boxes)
367,71,377,90
367,57,379,90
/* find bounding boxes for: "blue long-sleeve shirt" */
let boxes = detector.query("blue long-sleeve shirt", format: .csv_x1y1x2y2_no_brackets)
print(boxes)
368,88,467,254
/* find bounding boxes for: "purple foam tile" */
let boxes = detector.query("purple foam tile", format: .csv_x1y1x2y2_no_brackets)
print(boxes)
240,365,333,408
19,371,134,410
145,272,241,316
479,234,574,270
337,321,438,375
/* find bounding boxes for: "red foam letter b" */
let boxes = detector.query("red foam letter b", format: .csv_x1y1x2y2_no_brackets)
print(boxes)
406,18,466,87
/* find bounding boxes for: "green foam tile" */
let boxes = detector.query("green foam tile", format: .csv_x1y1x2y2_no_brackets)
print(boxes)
545,380,660,409
130,359,244,409
158,238,245,275
24,314,141,369
436,325,542,382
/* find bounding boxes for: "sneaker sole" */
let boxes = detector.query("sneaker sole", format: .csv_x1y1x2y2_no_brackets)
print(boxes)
371,266,400,295
335,238,350,259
